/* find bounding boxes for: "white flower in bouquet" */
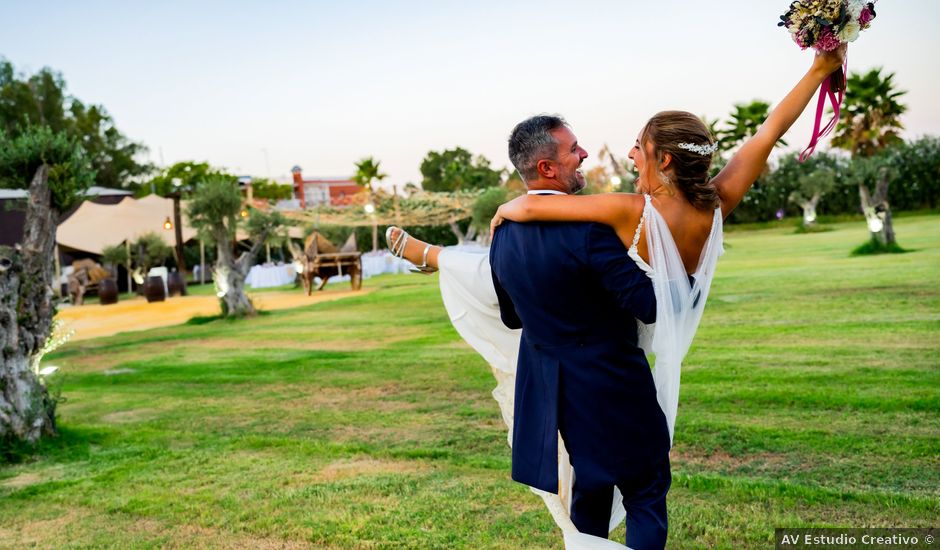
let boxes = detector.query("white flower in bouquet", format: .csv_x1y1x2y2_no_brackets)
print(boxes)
847,0,865,19
838,20,861,42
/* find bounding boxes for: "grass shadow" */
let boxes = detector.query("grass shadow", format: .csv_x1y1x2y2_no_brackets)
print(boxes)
186,309,271,326
850,238,912,256
1,425,110,465
793,224,835,234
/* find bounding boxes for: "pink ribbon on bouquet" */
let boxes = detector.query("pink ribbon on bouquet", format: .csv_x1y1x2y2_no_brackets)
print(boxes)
799,55,848,162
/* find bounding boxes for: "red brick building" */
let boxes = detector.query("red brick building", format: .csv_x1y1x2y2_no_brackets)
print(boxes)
291,166,364,208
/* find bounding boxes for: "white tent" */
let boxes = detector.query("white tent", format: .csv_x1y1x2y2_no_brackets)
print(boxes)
56,195,249,254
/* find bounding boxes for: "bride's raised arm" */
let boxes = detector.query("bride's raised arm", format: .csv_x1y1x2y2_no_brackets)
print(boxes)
490,192,644,243
713,45,846,218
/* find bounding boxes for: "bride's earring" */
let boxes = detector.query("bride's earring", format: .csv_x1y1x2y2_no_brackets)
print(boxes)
657,170,676,196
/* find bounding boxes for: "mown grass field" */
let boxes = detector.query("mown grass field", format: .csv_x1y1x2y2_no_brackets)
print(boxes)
2,215,938,549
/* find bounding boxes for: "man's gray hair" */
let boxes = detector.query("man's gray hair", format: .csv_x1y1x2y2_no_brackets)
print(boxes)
508,114,567,183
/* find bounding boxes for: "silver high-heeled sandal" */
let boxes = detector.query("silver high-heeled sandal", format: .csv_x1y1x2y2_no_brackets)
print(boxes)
385,227,438,274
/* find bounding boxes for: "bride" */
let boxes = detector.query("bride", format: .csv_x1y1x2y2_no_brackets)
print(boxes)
386,46,845,548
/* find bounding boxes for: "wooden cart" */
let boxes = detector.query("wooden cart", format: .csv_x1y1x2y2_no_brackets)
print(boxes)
294,231,362,294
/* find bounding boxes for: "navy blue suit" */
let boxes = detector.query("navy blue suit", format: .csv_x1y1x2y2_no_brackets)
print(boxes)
490,219,671,548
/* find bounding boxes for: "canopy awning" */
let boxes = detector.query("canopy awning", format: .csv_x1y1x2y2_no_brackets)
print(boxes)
56,195,248,254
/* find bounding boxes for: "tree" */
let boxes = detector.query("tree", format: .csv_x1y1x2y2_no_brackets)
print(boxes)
0,58,151,190
249,177,293,201
832,68,908,248
419,148,502,192
845,154,898,248
0,126,94,445
831,69,907,158
353,157,388,251
101,243,130,285
130,232,172,278
471,185,525,243
886,137,940,210
141,161,222,274
717,100,787,153
715,100,787,223
185,175,286,317
353,157,387,193
139,161,214,198
700,115,721,144
766,152,842,228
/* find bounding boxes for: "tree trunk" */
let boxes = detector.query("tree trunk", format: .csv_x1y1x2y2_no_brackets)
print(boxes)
1,165,58,444
859,167,896,246
212,230,270,317
448,220,466,245
800,193,821,227
464,225,477,241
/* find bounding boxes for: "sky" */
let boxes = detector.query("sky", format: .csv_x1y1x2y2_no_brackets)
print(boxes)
2,0,939,190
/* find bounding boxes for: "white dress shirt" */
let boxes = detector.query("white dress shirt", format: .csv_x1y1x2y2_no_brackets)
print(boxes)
527,190,567,196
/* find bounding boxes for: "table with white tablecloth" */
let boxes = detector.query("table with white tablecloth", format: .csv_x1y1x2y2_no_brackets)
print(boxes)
246,264,297,288
312,246,492,286
361,251,416,277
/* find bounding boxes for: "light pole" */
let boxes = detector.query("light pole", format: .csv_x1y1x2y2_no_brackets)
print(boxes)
171,177,186,276
364,203,377,252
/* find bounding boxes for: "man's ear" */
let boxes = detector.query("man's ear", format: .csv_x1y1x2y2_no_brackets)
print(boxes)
660,152,672,171
536,159,555,179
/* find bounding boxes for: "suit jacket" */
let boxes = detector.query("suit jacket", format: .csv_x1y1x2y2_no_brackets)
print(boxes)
490,220,669,492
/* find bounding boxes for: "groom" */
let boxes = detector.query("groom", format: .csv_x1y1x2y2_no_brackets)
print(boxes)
490,115,671,548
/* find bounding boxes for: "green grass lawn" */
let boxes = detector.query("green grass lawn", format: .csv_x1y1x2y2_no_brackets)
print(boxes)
2,216,938,548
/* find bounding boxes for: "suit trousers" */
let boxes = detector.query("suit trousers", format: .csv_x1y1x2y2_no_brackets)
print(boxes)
569,455,671,550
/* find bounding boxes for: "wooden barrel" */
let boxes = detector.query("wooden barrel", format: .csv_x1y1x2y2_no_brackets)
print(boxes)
167,271,187,297
144,276,166,303
98,278,119,305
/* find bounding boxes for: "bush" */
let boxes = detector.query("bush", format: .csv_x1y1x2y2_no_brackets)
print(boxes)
720,136,940,225
131,232,172,272
851,238,908,256
471,186,510,233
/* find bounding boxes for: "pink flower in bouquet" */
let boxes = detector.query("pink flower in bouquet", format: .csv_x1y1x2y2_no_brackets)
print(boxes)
815,28,842,51
859,6,874,27
793,30,810,48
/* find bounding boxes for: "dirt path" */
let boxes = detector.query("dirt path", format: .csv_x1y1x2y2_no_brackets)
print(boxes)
55,288,371,341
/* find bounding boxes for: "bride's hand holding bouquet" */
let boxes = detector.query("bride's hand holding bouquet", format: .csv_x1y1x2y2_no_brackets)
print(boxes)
779,0,878,159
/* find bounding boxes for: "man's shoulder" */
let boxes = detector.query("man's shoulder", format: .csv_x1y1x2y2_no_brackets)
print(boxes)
498,220,602,233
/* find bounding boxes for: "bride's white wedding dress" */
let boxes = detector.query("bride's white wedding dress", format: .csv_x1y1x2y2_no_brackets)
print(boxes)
437,195,723,549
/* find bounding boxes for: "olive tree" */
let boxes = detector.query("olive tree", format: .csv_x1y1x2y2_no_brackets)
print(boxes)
0,127,94,445
185,175,287,317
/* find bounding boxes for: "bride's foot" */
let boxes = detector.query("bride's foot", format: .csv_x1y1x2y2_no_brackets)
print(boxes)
385,226,441,273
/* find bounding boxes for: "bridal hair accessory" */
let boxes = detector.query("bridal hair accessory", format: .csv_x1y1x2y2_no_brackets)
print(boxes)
778,0,878,160
677,142,718,156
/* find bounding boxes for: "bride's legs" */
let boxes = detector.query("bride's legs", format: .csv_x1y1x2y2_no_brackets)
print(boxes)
385,226,442,270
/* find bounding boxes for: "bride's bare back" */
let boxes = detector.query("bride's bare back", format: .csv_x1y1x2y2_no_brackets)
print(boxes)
635,195,718,274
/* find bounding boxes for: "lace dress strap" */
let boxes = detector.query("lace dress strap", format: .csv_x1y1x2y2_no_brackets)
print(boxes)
630,194,652,250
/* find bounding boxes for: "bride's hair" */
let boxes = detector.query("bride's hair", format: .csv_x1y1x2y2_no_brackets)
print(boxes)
640,111,720,211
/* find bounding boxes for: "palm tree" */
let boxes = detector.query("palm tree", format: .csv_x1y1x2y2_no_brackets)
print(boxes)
699,114,721,143
831,68,908,247
353,157,388,251
716,100,787,153
353,157,387,193
831,68,907,158
715,101,786,222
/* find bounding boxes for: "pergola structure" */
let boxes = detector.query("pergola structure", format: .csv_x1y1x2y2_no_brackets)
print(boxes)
280,190,479,228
